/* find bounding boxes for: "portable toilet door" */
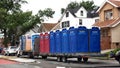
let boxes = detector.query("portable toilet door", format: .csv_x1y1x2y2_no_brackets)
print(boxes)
44,32,50,54
31,33,40,52
25,35,32,51
55,30,62,53
34,37,40,55
69,27,77,53
40,33,44,53
61,28,69,53
89,27,100,52
50,31,56,53
77,26,89,52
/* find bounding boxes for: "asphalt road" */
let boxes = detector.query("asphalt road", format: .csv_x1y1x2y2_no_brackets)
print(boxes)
28,57,120,68
0,56,120,68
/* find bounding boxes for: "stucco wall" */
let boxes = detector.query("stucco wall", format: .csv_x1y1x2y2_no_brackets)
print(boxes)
99,2,119,22
99,3,113,21
111,23,120,42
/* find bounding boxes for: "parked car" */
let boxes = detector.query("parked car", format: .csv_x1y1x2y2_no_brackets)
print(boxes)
110,50,120,64
4,46,17,56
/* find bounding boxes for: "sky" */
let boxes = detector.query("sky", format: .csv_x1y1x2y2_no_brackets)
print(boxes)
21,0,105,23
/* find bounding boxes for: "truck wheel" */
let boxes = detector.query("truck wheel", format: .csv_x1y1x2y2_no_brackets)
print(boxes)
78,57,82,62
62,57,67,63
83,57,88,62
57,57,62,62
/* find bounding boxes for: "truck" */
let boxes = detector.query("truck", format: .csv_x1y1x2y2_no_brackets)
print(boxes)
18,26,101,62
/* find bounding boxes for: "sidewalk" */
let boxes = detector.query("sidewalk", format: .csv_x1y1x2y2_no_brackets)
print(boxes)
101,49,115,54
0,55,36,63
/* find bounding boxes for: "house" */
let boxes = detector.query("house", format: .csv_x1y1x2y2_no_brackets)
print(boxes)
52,6,99,30
38,23,58,32
25,24,40,35
93,0,120,50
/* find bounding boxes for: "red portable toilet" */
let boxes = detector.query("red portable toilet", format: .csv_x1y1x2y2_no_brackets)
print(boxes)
44,32,50,53
40,33,44,53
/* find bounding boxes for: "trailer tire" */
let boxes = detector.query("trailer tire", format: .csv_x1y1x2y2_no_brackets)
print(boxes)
62,57,67,63
42,56,47,59
83,57,88,62
57,57,62,62
28,53,34,58
78,57,82,62
17,54,20,57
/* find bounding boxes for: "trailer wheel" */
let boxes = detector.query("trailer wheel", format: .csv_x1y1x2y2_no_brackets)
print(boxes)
42,56,47,59
57,57,62,62
17,54,20,57
77,57,82,62
62,57,67,63
83,57,88,62
28,53,34,58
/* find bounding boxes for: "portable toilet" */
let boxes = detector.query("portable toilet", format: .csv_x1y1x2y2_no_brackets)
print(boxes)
25,35,32,51
31,33,40,52
61,28,69,53
20,36,26,51
40,33,44,53
89,27,100,52
69,27,77,53
44,32,50,53
55,30,62,53
50,31,56,53
77,26,89,52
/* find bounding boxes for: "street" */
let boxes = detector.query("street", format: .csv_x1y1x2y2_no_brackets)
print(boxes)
0,55,120,68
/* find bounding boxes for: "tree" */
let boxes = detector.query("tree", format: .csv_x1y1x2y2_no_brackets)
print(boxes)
0,0,55,46
67,1,80,9
61,1,97,14
0,0,28,46
80,0,97,11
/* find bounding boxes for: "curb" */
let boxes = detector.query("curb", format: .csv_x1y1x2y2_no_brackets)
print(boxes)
0,55,36,63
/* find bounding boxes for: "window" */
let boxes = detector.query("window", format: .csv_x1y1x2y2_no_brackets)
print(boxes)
62,21,70,28
80,11,83,16
66,12,69,17
79,19,82,25
105,10,113,20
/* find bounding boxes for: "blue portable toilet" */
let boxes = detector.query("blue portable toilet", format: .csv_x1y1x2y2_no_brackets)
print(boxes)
89,27,100,52
55,30,62,53
61,28,69,53
77,26,89,52
50,31,56,53
20,35,26,51
31,33,40,51
69,27,77,53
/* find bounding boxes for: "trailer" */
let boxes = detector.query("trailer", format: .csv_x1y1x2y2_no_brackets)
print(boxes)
38,26,101,62
17,33,40,58
17,26,101,62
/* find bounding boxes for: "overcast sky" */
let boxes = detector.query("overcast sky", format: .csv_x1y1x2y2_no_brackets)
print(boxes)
21,0,105,23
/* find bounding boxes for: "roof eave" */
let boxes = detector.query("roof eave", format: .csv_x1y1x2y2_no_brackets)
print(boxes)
111,21,120,27
97,0,118,13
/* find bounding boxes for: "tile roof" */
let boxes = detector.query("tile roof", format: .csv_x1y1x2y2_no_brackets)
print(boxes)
93,18,120,28
42,23,58,31
109,0,120,7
